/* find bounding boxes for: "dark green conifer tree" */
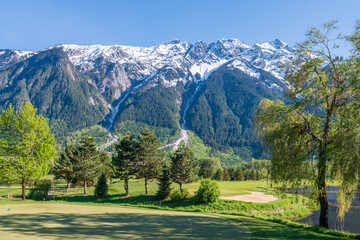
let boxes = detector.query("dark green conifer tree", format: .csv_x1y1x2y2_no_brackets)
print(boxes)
223,168,231,181
112,133,138,196
235,166,245,181
94,173,108,199
156,165,172,200
213,168,223,181
170,142,198,194
137,128,164,194
73,135,101,194
98,150,113,181
53,144,77,189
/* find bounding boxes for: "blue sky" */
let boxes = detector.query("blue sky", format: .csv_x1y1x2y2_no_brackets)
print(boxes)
0,0,359,51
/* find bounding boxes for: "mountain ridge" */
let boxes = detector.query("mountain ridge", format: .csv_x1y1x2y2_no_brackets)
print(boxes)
0,38,292,161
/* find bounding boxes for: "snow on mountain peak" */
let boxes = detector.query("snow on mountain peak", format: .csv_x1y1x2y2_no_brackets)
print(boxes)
0,38,294,95
0,49,36,70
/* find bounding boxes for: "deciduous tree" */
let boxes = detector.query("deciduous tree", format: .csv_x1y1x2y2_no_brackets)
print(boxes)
255,20,360,228
0,102,57,200
198,157,221,179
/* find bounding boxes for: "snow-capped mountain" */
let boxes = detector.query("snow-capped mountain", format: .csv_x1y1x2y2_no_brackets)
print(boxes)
0,38,293,159
0,49,35,70
0,38,293,102
55,38,292,89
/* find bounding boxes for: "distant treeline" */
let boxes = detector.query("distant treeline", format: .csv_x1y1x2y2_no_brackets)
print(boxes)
201,158,271,181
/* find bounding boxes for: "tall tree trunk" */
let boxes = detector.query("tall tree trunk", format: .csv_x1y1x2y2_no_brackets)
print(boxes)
318,143,329,228
7,184,11,199
124,178,129,196
22,180,27,201
145,178,149,194
84,181,87,195
179,182,183,194
67,181,71,191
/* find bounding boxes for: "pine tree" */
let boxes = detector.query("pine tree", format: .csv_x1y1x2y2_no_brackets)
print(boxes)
112,133,138,196
53,144,76,189
213,168,223,181
223,168,231,181
73,135,101,195
137,128,164,194
235,166,245,181
94,173,108,199
98,150,113,180
170,142,198,194
156,165,172,200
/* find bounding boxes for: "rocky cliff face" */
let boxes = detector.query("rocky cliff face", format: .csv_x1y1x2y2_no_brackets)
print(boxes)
0,39,293,157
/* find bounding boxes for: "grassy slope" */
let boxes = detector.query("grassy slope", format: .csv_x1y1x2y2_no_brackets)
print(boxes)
0,180,353,239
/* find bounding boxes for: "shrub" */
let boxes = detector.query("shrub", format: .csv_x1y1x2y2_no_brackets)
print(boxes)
170,189,189,202
194,179,220,204
94,173,108,199
28,179,52,201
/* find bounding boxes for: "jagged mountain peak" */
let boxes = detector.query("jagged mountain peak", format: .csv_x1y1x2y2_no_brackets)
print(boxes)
0,38,294,105
0,49,36,70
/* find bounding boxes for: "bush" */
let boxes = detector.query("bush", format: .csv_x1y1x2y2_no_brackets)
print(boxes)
28,179,52,201
94,173,108,199
170,189,189,202
194,179,220,204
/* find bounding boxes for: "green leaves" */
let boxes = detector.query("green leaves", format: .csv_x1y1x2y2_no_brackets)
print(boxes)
194,179,220,204
0,102,57,200
113,128,164,194
72,135,102,194
255,20,360,224
170,142,198,186
136,128,164,180
112,132,138,180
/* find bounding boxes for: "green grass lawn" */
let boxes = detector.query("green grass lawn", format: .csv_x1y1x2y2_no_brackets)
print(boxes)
0,178,356,239
0,177,270,198
222,215,349,240
0,203,252,240
184,180,270,196
0,203,350,240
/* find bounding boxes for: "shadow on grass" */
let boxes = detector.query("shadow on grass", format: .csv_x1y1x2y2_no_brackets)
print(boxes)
0,210,251,240
224,215,349,240
58,194,195,209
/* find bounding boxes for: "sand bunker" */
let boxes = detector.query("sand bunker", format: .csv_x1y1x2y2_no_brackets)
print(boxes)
219,192,278,203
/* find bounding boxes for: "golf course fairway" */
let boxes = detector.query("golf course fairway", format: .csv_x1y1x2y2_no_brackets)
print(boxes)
0,203,251,239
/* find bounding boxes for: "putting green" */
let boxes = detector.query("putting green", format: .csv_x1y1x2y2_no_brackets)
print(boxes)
0,203,251,239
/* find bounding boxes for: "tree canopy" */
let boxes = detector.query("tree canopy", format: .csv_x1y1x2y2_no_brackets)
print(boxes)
255,20,360,228
0,102,57,200
72,135,101,194
53,144,77,189
112,132,138,196
136,128,164,194
170,142,198,194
